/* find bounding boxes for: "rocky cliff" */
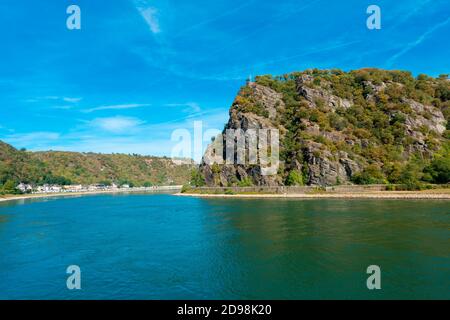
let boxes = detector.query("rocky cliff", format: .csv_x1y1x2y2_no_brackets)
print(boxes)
199,68,449,187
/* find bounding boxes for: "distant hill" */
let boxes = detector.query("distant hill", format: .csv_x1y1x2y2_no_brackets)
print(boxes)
0,141,195,187
199,68,450,187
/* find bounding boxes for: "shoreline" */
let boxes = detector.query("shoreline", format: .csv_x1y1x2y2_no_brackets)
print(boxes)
176,190,450,200
2,189,449,203
0,187,181,203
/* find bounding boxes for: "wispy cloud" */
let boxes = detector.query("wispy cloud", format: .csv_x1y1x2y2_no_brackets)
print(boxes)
82,103,150,113
45,138,177,157
135,2,161,34
388,0,435,30
173,0,257,39
25,96,82,105
2,132,60,147
132,0,322,84
180,39,360,82
386,16,450,67
0,124,14,133
62,97,82,103
86,116,145,134
164,102,201,113
51,105,75,110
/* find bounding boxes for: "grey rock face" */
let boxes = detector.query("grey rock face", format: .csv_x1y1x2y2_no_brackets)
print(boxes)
247,82,285,120
403,98,446,135
298,85,353,110
199,83,283,187
302,142,362,186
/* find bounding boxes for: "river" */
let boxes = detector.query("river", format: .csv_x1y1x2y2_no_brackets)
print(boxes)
0,194,448,299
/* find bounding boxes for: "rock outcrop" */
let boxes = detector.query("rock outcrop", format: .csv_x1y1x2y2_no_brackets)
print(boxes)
199,69,449,186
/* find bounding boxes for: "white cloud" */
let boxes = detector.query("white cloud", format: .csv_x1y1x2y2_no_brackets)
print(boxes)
137,6,161,34
88,116,145,133
82,103,150,113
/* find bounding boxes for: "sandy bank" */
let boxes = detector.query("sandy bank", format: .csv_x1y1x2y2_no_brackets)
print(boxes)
0,187,181,203
177,191,450,199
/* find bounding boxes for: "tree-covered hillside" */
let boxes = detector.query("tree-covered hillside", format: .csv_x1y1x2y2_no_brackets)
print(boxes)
0,141,51,188
31,151,193,186
0,141,194,192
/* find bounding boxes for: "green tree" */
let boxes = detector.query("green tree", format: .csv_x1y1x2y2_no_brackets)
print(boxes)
237,177,253,187
398,162,425,190
190,169,205,187
352,164,385,185
424,157,450,183
2,179,17,194
285,170,304,186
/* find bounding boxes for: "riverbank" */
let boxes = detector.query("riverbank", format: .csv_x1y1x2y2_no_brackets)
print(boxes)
177,189,450,199
3,187,449,202
0,186,182,203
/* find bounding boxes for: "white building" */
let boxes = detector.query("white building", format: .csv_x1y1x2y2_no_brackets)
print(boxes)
17,183,33,193
35,184,61,193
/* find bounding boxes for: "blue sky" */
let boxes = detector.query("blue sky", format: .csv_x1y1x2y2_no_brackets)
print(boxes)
0,0,449,160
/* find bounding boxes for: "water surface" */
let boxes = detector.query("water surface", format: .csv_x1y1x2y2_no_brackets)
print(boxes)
0,194,448,299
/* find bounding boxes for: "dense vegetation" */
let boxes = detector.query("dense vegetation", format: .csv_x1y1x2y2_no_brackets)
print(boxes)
0,141,194,194
198,68,449,188
266,69,449,187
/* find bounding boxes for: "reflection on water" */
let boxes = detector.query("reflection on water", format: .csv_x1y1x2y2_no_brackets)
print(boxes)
0,195,448,299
